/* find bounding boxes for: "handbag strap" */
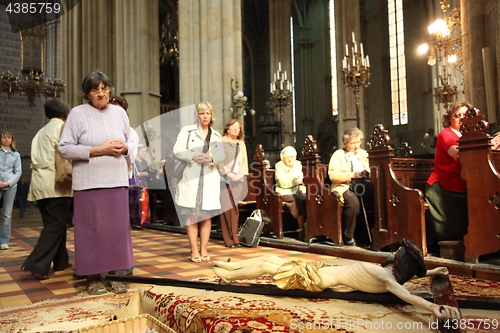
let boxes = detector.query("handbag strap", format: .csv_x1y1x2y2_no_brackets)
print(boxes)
230,143,239,173
186,130,191,149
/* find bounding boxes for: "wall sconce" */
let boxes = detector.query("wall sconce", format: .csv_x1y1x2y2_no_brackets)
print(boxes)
230,78,255,118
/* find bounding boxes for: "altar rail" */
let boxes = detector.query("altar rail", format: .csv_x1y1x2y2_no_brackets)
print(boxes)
458,108,500,263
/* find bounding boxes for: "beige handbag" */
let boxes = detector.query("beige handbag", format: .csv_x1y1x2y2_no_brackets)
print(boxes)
55,124,72,187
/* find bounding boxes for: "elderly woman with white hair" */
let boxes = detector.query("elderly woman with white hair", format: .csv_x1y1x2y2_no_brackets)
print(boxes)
328,127,373,247
274,146,306,240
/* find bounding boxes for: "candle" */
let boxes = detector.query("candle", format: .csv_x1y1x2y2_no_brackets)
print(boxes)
352,31,355,43
270,83,273,93
354,43,357,54
345,44,349,56
280,80,283,90
278,62,281,71
360,43,364,58
284,71,287,80
274,73,277,81
366,55,370,68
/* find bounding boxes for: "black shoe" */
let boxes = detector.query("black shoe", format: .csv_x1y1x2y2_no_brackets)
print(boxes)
344,237,357,246
234,244,242,248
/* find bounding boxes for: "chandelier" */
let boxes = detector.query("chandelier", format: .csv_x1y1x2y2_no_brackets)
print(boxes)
0,22,65,106
342,32,371,105
160,12,179,67
418,0,461,108
267,62,292,148
230,78,255,119
433,66,458,110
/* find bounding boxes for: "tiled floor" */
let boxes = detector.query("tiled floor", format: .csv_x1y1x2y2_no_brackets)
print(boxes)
0,205,333,310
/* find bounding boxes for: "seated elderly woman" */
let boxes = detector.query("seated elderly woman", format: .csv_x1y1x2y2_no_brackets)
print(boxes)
274,146,306,240
328,127,374,246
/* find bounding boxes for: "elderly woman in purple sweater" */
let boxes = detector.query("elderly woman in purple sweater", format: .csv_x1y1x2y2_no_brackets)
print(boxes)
59,71,135,295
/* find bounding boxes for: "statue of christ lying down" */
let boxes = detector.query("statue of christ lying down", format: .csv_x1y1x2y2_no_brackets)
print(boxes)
213,239,460,320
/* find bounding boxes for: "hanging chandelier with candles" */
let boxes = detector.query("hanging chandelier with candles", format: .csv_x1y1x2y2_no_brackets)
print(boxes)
342,32,371,105
418,0,461,108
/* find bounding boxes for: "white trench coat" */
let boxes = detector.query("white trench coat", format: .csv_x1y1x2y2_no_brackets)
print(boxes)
173,124,224,210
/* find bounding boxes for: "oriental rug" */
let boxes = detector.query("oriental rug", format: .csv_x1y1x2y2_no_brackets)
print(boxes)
115,275,500,333
1,275,500,333
0,291,134,333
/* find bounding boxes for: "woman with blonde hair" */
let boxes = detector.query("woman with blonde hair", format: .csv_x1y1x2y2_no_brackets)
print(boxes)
173,102,224,262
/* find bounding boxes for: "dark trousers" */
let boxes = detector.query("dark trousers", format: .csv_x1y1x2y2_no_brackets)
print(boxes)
220,183,240,246
425,182,468,244
342,179,374,240
17,195,27,216
22,197,73,275
342,190,360,239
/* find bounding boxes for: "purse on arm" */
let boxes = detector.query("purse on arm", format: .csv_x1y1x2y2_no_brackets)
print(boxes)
165,131,191,180
55,124,72,188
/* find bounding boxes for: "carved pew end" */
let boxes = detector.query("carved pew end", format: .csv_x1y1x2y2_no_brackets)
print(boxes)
438,240,465,261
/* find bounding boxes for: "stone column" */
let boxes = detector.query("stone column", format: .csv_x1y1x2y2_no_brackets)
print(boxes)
114,0,160,130
61,0,160,127
335,0,362,147
178,0,243,132
461,0,486,112
269,0,293,148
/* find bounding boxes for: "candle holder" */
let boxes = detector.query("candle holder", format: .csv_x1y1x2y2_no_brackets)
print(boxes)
268,62,293,148
342,32,371,105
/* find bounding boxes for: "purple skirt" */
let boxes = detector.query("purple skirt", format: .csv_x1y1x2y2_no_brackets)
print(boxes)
73,187,133,275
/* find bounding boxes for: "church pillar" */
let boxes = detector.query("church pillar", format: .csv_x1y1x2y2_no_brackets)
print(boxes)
60,0,160,129
114,0,160,131
461,0,487,113
269,0,293,148
335,0,363,146
178,0,243,132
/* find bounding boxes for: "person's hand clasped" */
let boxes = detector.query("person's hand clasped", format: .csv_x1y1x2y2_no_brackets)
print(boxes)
98,140,127,157
193,153,212,164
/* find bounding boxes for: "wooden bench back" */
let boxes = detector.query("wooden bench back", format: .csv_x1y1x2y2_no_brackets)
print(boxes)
368,125,433,255
458,109,500,263
300,135,343,245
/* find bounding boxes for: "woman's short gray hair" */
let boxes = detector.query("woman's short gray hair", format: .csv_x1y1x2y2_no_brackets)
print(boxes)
280,146,297,161
342,127,364,143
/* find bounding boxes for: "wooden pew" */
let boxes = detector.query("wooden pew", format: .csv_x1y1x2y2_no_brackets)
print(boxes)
459,109,500,263
300,135,344,245
249,145,285,238
368,125,433,255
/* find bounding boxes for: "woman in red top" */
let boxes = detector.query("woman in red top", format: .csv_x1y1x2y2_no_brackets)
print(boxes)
425,100,471,251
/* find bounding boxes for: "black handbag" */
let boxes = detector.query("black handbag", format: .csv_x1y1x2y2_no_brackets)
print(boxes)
238,209,265,247
165,131,191,180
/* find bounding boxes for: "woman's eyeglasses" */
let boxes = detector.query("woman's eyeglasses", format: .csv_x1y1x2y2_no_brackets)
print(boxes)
90,86,110,95
453,113,466,119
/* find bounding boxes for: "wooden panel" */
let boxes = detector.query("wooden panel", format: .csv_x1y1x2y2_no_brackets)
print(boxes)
300,135,343,245
459,110,500,263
